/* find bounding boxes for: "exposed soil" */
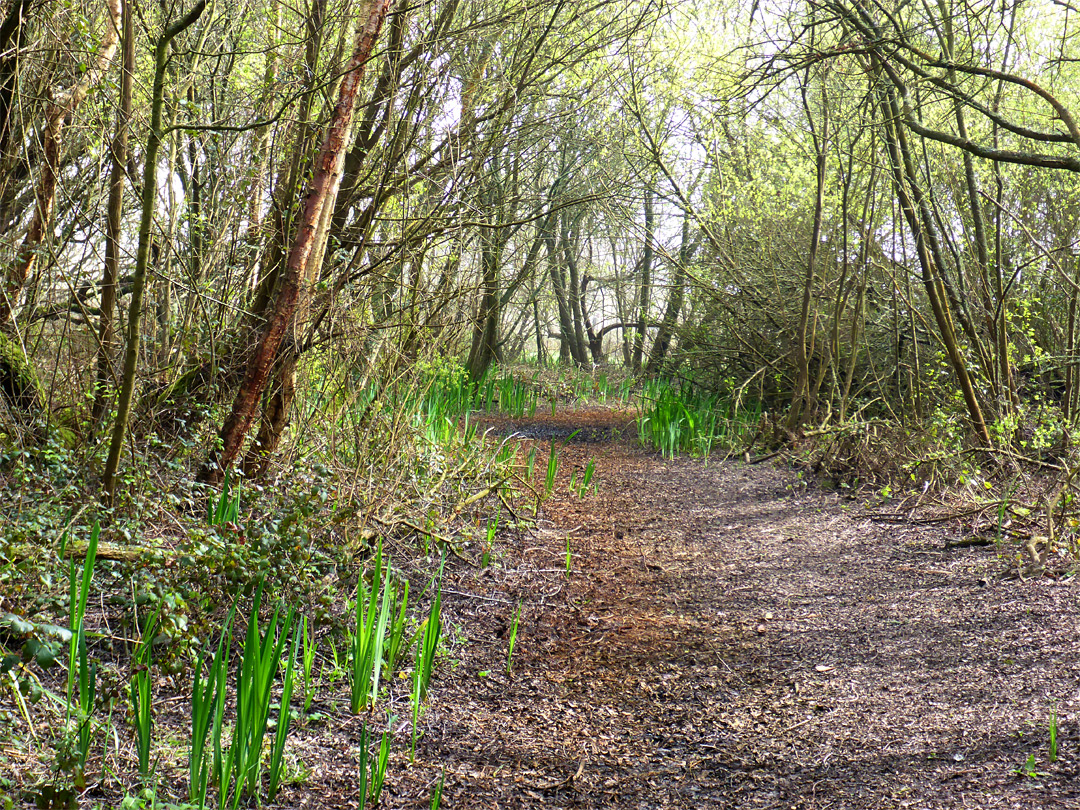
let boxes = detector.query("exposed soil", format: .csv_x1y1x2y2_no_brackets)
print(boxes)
388,407,1080,809
9,406,1080,808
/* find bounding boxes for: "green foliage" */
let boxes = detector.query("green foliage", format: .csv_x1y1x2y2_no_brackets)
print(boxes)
411,561,444,759
348,542,395,714
637,379,761,459
130,610,157,781
506,601,521,674
217,581,297,808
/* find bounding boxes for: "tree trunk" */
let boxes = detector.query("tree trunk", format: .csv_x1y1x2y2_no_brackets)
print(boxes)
646,214,692,374
199,0,393,487
633,188,653,372
788,75,828,430
102,0,208,503
91,0,134,427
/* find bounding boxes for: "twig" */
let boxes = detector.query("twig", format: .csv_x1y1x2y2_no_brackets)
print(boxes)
441,589,512,605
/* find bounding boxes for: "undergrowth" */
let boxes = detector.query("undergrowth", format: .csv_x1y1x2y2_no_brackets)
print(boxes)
0,355,562,807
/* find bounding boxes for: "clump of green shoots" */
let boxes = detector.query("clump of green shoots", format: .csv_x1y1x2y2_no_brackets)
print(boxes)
637,379,761,459
218,581,297,807
349,542,394,714
570,459,596,499
130,609,157,782
358,720,394,809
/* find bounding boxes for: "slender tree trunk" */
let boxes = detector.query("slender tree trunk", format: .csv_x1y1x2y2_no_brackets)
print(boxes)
788,76,829,430
103,0,208,502
876,77,991,445
0,0,32,161
646,214,691,374
633,188,653,372
91,0,134,426
199,0,392,486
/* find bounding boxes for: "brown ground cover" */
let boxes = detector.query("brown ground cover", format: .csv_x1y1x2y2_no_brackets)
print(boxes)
387,406,1080,809
8,406,1080,809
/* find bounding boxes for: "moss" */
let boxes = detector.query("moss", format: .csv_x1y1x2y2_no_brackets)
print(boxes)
0,331,44,414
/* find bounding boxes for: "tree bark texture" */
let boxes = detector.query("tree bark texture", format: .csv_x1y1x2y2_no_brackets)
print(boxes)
199,0,392,486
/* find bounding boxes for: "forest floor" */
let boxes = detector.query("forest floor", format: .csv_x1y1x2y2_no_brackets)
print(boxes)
10,404,1080,809
373,405,1080,809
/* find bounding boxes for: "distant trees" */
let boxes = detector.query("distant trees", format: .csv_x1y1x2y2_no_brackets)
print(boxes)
10,0,1080,493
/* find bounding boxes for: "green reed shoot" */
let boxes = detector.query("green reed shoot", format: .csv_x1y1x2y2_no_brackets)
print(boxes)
482,518,497,568
358,720,393,808
581,459,595,490
430,769,446,809
219,581,296,808
350,542,394,714
506,601,521,674
130,609,158,781
544,442,559,497
358,723,370,810
189,601,234,808
526,447,537,482
372,723,392,804
208,472,241,525
384,578,410,677
565,536,572,577
411,563,444,760
67,521,99,776
1050,708,1059,762
266,625,301,802
301,616,316,713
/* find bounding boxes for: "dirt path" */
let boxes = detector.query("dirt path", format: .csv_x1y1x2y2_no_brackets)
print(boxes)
403,410,1080,809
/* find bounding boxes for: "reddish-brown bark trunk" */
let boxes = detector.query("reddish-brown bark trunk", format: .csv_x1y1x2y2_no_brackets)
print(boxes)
199,0,391,485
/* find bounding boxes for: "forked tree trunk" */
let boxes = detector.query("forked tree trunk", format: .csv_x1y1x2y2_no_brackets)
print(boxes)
199,0,392,486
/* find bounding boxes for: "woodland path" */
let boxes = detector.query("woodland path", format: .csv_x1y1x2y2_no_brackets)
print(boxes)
305,407,1080,808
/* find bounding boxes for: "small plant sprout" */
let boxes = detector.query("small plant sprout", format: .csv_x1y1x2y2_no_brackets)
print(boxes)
581,458,595,492
526,447,537,482
482,518,497,568
1050,707,1059,763
544,442,559,497
506,601,522,674
565,536,572,577
430,769,446,810
371,722,393,805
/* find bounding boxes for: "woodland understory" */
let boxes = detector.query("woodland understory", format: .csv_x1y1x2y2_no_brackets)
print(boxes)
4,0,1080,805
